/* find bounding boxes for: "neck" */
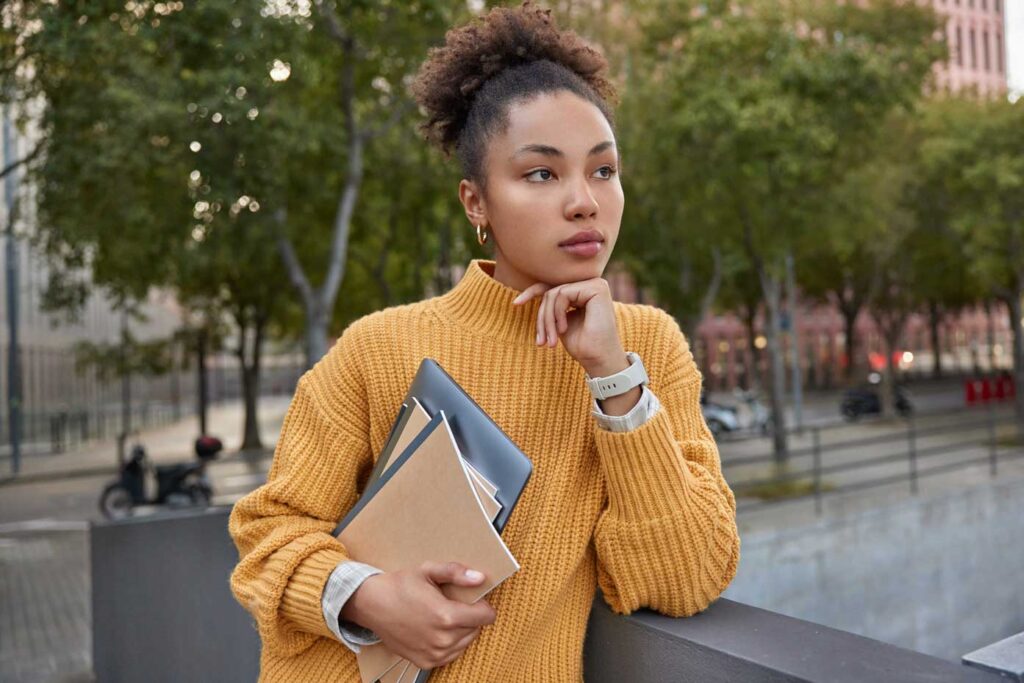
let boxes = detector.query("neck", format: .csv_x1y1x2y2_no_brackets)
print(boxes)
491,250,540,292
435,259,546,346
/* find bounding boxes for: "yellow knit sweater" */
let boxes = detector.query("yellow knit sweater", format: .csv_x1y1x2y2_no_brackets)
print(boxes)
228,258,740,682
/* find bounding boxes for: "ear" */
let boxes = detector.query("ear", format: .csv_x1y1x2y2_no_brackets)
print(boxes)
458,178,488,227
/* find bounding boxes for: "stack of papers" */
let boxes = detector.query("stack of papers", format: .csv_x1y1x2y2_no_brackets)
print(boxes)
336,397,519,683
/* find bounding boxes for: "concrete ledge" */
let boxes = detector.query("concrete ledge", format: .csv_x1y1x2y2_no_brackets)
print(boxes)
584,596,1002,682
92,506,1007,682
963,632,1024,681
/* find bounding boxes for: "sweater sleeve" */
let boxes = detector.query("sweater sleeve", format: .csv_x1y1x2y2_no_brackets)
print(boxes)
228,327,375,659
591,313,740,618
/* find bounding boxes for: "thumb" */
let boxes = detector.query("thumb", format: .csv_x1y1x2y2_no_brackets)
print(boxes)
423,561,486,587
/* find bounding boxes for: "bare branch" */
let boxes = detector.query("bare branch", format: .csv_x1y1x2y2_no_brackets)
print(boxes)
272,207,316,310
321,133,364,312
0,138,41,180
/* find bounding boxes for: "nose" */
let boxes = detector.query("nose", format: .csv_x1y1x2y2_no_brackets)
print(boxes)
563,174,599,221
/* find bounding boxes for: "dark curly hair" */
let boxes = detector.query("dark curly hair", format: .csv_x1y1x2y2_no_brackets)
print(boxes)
411,1,618,187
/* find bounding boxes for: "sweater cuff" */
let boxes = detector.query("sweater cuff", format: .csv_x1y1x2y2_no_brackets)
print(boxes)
277,546,352,640
593,401,694,521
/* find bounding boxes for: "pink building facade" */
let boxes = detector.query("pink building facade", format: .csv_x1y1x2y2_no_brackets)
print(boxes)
933,0,1008,97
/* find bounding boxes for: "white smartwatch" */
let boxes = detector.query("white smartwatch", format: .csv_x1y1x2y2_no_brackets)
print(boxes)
585,352,649,401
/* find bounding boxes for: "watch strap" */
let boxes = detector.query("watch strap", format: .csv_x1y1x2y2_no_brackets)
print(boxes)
585,351,649,401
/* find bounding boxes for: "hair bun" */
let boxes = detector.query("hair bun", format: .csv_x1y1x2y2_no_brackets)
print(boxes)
412,1,616,155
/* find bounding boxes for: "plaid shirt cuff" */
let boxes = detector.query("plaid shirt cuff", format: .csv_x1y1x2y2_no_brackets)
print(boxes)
591,383,661,432
322,560,384,653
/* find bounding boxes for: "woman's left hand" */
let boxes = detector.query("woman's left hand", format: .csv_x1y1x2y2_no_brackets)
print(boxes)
512,277,629,378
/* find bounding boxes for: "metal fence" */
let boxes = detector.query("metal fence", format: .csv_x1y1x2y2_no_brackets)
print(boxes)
724,406,1024,515
0,402,186,459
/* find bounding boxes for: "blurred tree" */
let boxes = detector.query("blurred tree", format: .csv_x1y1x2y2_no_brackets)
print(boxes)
0,0,471,450
927,97,1024,419
611,0,944,460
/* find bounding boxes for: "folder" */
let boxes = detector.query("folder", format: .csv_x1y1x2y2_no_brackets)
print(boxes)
337,411,519,683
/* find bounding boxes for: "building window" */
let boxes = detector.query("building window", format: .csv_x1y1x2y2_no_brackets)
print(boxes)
996,32,1003,73
983,31,990,71
969,28,977,69
956,25,963,66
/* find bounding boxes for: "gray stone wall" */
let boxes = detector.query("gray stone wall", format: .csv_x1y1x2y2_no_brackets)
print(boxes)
722,474,1024,661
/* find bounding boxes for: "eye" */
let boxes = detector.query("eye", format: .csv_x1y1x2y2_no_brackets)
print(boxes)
593,165,617,179
525,168,553,182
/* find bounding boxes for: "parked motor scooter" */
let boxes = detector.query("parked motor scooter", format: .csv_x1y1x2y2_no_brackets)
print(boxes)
99,435,223,519
731,388,771,435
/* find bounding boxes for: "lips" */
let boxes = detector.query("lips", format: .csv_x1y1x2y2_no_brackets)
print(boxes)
559,229,604,246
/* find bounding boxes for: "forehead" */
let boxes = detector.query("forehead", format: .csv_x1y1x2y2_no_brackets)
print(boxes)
494,90,615,157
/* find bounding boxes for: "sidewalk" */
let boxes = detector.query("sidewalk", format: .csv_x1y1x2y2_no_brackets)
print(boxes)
0,396,293,488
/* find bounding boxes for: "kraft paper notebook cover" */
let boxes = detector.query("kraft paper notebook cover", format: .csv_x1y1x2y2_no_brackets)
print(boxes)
358,399,500,520
359,357,532,534
337,411,519,683
353,401,501,683
380,398,501,523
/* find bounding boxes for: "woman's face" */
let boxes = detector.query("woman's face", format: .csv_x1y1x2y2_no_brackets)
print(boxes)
459,90,624,292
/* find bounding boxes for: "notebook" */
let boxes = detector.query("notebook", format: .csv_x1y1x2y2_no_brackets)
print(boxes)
336,411,519,683
335,358,534,683
361,357,532,533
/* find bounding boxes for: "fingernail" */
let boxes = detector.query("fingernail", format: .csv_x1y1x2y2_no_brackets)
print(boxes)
512,294,522,304
465,569,484,581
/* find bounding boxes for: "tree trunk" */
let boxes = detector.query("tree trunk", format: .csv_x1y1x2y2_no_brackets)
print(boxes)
1007,290,1024,421
237,315,267,452
763,277,789,463
984,300,997,371
928,299,943,379
305,300,329,370
880,330,898,419
197,327,209,436
742,304,760,390
840,306,860,384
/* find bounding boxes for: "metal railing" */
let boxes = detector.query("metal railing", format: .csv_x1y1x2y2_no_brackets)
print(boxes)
724,406,1024,515
0,402,183,459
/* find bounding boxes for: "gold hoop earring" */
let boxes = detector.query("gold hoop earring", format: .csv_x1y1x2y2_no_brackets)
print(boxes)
476,224,489,246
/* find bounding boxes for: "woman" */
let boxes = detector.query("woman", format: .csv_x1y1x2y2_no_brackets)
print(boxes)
228,2,740,681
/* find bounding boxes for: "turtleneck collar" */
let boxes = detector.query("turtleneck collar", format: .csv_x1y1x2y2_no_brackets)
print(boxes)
435,259,545,345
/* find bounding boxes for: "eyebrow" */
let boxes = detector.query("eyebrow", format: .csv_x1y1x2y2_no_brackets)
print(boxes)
510,140,616,160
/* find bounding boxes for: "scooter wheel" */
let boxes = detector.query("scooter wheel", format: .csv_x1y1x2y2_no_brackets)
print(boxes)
99,484,134,520
187,484,212,509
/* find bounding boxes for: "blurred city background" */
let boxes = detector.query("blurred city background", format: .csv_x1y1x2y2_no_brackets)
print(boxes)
0,1,1022,681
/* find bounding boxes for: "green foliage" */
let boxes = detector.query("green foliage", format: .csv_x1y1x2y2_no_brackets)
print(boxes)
616,0,945,318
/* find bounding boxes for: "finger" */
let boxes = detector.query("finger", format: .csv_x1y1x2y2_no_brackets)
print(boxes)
423,561,485,587
439,627,482,666
512,282,552,305
544,288,561,346
536,289,548,345
448,599,497,629
553,288,573,335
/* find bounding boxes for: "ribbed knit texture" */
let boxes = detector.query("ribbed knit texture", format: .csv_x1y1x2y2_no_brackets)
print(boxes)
228,258,741,683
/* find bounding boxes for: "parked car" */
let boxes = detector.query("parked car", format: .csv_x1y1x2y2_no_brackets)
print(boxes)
700,390,740,436
840,384,913,421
